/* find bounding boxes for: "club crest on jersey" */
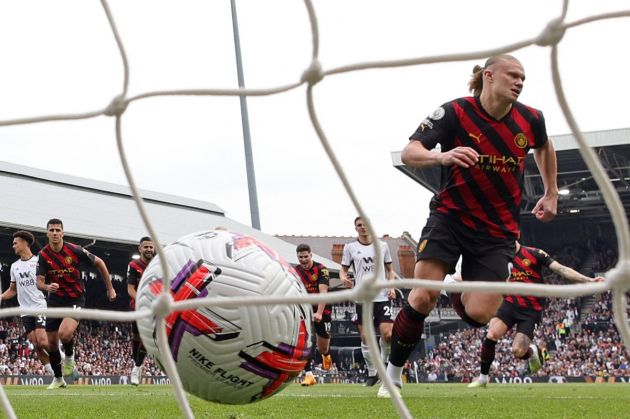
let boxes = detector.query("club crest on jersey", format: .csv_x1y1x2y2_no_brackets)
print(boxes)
419,119,433,131
429,107,445,120
522,259,531,267
514,133,528,149
311,274,318,282
65,256,73,264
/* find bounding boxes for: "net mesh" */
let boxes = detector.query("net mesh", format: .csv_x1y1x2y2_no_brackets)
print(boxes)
1,1,630,418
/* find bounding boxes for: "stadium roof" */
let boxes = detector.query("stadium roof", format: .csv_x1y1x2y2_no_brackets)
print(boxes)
0,161,339,273
391,127,630,245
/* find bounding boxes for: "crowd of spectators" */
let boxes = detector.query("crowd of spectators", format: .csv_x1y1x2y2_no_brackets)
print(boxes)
588,238,618,274
0,320,164,377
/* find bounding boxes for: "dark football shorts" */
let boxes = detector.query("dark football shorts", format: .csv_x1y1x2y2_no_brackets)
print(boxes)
416,212,516,282
22,315,46,334
495,300,542,339
45,296,85,332
354,301,393,329
313,312,333,339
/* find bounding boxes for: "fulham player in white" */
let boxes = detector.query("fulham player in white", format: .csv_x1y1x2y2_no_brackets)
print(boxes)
2,231,53,377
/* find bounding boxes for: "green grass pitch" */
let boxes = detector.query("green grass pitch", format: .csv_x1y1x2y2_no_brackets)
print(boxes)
3,383,629,418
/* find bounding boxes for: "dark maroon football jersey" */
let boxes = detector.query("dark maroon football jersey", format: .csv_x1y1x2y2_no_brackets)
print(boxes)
37,242,96,300
505,245,555,311
410,96,548,239
294,261,332,315
127,258,148,309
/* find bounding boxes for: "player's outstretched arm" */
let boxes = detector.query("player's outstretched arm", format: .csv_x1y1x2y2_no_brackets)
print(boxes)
127,283,137,300
385,262,397,300
532,140,558,223
36,274,58,293
339,265,353,289
402,140,478,169
549,261,604,283
0,283,17,301
315,283,328,322
95,256,116,301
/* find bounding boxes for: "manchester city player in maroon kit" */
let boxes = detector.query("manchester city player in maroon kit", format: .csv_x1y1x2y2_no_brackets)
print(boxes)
468,242,604,388
36,218,116,389
379,55,559,398
127,236,155,386
294,244,333,386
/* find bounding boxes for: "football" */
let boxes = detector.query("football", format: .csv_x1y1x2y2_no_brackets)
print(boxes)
135,230,312,404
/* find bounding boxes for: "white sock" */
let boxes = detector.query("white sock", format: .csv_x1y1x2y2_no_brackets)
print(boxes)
386,363,403,387
305,371,314,377
379,337,391,365
361,343,377,376
479,373,489,382
44,363,54,375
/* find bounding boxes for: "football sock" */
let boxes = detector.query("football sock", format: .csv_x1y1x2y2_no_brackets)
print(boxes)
386,363,403,386
389,304,426,367
361,343,377,376
49,349,62,378
480,338,497,375
62,339,74,358
135,343,147,367
519,346,534,360
132,339,140,362
379,336,391,365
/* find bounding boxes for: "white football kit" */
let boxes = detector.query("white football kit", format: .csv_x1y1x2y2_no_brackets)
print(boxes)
341,240,393,303
10,256,47,314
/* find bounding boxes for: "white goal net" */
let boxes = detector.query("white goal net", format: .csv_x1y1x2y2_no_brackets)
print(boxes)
0,1,629,418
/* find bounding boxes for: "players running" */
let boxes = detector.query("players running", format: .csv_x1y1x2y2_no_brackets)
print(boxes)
1,230,54,377
294,244,333,386
36,218,116,389
379,54,558,398
126,236,155,386
468,242,604,388
341,216,397,387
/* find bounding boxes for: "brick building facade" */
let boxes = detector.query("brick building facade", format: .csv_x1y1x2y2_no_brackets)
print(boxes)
277,233,417,280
